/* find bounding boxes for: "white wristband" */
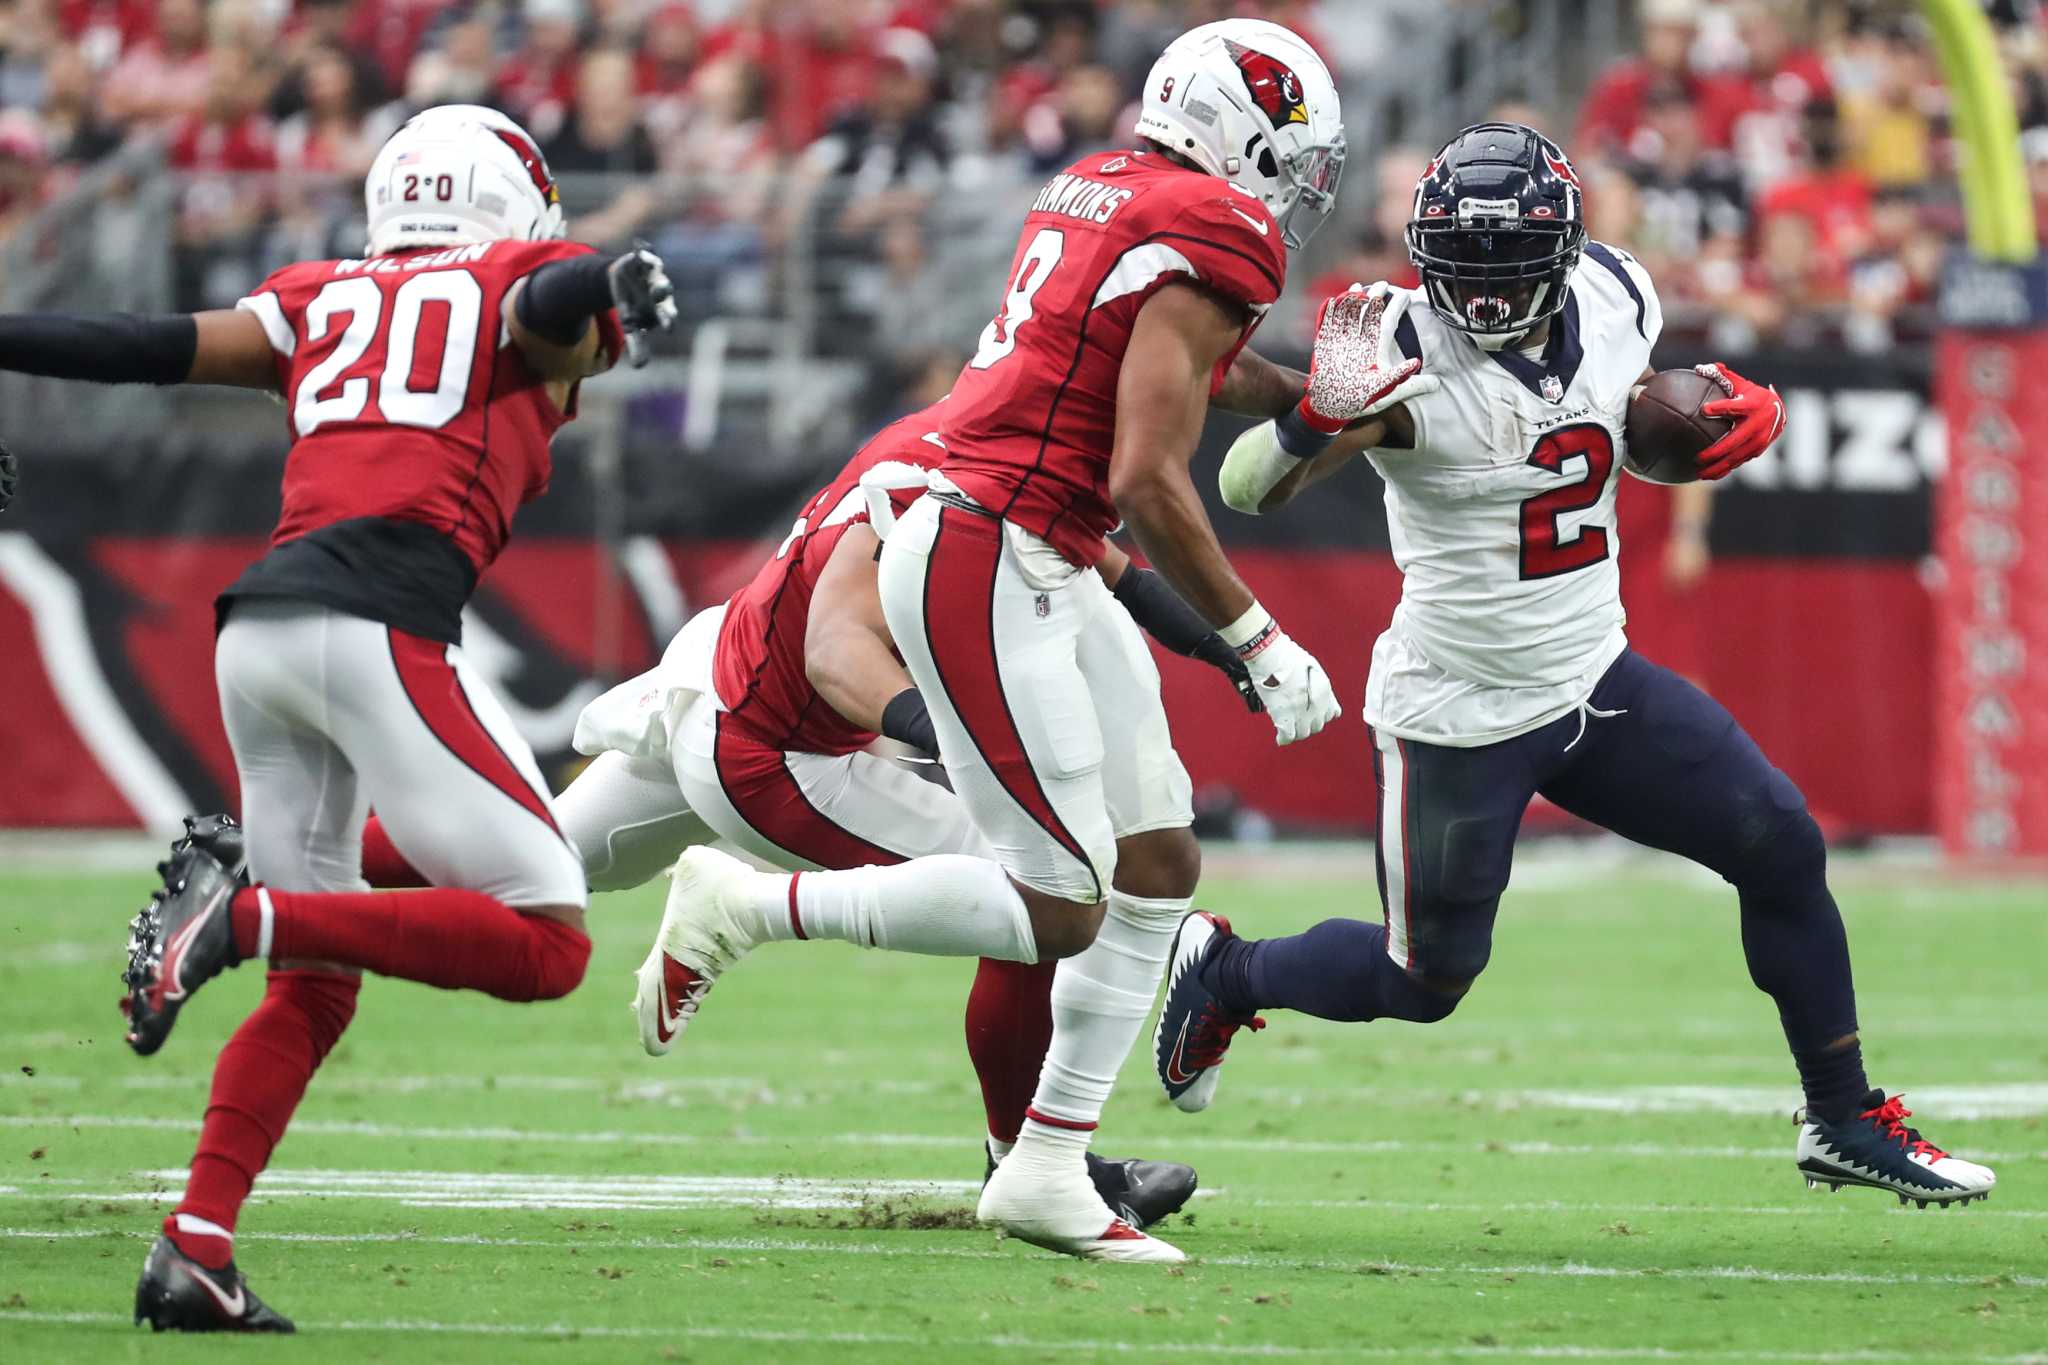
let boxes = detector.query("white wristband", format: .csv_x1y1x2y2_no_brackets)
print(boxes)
1217,601,1279,659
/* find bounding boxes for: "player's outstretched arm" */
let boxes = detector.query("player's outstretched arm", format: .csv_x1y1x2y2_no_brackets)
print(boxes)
506,244,677,382
1109,282,1338,746
0,309,278,390
1220,284,1431,515
1210,347,1306,419
803,524,939,756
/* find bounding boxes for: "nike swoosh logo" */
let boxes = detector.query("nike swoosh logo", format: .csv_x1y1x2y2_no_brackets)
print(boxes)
1228,207,1270,237
1165,1014,1200,1086
190,1265,246,1318
159,886,229,1004
656,955,696,1043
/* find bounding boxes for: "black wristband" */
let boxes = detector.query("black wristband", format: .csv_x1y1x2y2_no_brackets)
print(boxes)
1111,565,1213,658
0,312,196,385
880,686,940,756
1274,403,1338,459
514,254,615,346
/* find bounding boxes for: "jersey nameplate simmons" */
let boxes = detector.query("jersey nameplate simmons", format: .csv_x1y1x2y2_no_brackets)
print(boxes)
1029,173,1135,225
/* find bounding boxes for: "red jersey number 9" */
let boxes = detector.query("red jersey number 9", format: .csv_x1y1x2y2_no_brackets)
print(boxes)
293,271,483,438
970,228,1065,371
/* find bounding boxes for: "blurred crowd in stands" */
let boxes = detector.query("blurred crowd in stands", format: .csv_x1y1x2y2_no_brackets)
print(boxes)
0,0,2041,357
1318,0,2048,351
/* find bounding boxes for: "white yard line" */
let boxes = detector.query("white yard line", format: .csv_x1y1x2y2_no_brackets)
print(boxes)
1,1309,2042,1362
11,1077,2048,1120
5,1114,2041,1163
1,1227,2037,1291
8,1169,987,1213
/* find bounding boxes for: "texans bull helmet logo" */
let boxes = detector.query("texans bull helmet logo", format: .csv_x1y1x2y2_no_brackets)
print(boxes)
1224,38,1309,127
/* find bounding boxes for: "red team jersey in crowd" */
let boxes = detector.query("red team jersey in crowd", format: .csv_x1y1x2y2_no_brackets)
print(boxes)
713,408,945,757
939,149,1288,567
219,239,624,641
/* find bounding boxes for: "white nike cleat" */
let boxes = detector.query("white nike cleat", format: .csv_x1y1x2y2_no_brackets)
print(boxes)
633,847,769,1057
976,1134,1185,1263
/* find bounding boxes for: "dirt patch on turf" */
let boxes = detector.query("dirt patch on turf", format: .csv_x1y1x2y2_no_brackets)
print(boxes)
753,1197,979,1232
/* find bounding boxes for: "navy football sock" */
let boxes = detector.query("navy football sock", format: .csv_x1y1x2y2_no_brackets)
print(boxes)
1794,1038,1869,1125
1205,918,1450,1023
1736,872,1864,1120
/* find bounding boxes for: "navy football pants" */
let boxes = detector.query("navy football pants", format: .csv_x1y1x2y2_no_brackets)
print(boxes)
1355,649,1858,1051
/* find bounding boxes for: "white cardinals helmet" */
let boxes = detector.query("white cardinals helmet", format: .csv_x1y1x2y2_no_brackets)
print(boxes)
364,104,565,257
1131,19,1345,250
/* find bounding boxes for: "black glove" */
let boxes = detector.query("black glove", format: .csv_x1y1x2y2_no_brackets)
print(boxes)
1111,566,1264,714
607,243,678,369
0,439,15,513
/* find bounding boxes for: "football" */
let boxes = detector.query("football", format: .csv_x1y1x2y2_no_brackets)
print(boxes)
1622,369,1731,484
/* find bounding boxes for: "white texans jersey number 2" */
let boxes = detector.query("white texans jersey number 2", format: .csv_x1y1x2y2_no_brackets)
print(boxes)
1365,243,1662,747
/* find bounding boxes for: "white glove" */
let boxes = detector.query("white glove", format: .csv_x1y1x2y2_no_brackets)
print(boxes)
1220,605,1341,746
1297,282,1441,433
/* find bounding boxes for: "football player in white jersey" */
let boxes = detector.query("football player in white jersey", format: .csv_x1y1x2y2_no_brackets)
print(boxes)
1154,123,1995,1209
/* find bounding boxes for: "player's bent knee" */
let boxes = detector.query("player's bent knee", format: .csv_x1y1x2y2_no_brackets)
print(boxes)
1023,893,1106,960
518,910,593,1001
1111,825,1201,901
1728,776,1827,897
1385,968,1469,1024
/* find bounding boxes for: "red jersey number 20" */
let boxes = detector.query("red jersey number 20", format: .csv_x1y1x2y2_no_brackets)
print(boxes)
970,228,1065,370
293,270,483,438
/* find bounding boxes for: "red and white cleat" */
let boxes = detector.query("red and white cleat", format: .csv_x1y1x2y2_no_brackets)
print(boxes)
633,847,767,1057
977,1133,1186,1263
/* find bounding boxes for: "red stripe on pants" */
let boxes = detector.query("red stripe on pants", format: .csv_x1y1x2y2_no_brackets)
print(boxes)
920,508,1095,888
712,715,904,868
387,630,560,835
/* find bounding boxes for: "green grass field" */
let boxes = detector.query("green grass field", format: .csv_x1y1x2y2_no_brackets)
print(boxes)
2,846,2043,1363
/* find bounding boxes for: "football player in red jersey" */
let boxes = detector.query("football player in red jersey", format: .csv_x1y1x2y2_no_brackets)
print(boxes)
641,20,1432,1263
0,105,674,1330
329,403,1254,1228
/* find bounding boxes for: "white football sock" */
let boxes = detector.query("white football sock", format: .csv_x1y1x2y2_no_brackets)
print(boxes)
1023,890,1187,1132
173,1212,233,1243
744,857,1037,961
986,1135,1013,1162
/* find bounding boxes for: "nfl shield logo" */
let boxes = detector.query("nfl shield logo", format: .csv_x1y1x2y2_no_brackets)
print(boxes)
1035,593,1051,619
1541,374,1564,403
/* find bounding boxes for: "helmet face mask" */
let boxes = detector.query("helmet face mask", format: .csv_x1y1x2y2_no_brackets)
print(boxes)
1132,19,1346,251
1406,123,1586,348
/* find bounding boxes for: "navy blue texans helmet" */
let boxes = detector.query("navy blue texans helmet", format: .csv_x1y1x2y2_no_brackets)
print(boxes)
1406,122,1587,349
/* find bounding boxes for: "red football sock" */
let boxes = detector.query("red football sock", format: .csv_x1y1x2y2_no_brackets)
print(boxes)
359,815,428,888
964,957,1056,1145
231,886,590,1002
170,969,359,1269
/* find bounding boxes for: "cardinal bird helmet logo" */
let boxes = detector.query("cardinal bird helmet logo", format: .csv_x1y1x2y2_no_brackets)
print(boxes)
1223,38,1309,127
492,127,560,206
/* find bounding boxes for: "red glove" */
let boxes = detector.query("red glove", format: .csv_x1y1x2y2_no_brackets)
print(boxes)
1693,362,1785,481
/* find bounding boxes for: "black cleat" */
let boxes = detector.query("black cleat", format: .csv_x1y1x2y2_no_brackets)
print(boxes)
982,1142,1199,1231
121,844,243,1056
173,813,249,883
134,1235,294,1333
1794,1089,1995,1207
1152,912,1264,1113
